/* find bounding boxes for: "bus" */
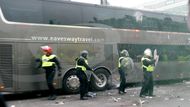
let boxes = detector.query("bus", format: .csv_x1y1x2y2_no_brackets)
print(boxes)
0,6,113,94
0,0,188,33
0,0,190,94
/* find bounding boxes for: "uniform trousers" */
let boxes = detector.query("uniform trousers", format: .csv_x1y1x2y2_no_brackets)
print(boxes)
140,71,153,96
119,69,127,92
76,69,89,98
45,68,56,96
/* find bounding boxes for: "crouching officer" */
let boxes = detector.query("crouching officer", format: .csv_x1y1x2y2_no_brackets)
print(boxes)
118,49,134,94
37,46,62,100
140,48,157,98
75,50,93,100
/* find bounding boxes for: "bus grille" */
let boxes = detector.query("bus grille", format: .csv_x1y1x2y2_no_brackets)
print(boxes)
0,44,13,88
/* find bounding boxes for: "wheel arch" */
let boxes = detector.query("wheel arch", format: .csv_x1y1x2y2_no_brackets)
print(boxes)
62,67,76,78
63,66,112,77
93,66,112,75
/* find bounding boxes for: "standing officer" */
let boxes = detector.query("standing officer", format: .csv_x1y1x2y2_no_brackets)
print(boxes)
118,49,134,94
139,48,158,98
38,46,62,100
75,50,93,100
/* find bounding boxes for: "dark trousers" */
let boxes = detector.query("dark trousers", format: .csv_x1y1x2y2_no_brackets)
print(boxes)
140,71,154,96
76,69,88,98
119,69,127,92
45,69,56,96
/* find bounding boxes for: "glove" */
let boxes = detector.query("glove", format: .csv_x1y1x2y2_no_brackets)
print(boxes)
34,58,41,69
35,58,41,62
91,69,94,72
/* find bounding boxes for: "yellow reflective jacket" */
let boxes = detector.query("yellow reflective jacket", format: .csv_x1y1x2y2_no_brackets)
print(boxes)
141,57,155,72
75,57,88,71
42,54,56,67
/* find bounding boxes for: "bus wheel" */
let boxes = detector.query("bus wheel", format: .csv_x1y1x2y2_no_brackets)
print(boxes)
62,69,80,94
91,68,110,91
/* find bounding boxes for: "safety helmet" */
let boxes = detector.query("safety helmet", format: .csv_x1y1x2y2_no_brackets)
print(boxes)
120,49,129,57
80,50,88,59
144,48,152,57
41,45,52,54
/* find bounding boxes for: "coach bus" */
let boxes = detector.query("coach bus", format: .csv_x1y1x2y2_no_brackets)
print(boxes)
0,0,190,94
0,0,188,33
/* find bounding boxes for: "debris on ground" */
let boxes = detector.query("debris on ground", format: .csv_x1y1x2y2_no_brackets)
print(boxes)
87,92,97,98
111,97,121,102
184,81,190,84
132,103,137,106
107,92,111,95
55,101,64,105
164,97,169,100
139,98,149,105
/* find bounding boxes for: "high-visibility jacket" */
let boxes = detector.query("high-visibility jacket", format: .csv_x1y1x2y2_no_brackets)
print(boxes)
118,57,126,68
75,57,88,71
42,54,56,67
141,57,154,72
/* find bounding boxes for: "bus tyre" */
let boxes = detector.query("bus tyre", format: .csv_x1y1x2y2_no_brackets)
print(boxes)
62,69,80,94
91,68,110,91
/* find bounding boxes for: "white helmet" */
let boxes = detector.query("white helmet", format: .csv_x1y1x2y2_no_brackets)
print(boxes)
120,49,129,57
144,48,152,57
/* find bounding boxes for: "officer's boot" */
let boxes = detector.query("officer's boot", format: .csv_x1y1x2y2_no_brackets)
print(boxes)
48,94,57,100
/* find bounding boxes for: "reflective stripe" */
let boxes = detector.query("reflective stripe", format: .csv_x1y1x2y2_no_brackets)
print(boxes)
75,57,88,71
42,55,56,67
141,57,154,72
76,65,86,71
118,57,125,68
142,65,154,72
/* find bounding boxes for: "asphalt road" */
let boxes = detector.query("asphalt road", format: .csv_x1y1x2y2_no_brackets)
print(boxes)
6,81,190,107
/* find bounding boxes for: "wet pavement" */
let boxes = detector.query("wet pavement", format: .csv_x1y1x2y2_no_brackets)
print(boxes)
6,81,190,107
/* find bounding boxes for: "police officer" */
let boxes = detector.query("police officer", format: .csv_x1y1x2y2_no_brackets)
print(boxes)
75,50,93,100
38,46,62,100
140,48,156,98
118,49,134,94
